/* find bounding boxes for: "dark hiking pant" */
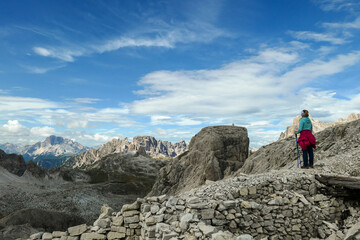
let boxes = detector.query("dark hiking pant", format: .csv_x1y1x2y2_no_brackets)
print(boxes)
303,146,314,167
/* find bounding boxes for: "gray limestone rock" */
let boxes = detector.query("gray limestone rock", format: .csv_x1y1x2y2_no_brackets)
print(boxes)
42,232,53,240
80,233,106,240
344,221,360,240
68,224,87,236
237,234,253,240
180,213,194,230
107,232,126,239
198,222,217,236
149,126,249,195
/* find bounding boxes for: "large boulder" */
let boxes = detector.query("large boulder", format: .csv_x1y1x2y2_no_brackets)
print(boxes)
148,125,249,196
0,149,27,176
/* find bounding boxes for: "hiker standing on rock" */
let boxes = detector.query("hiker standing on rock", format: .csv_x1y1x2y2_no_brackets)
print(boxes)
295,110,316,169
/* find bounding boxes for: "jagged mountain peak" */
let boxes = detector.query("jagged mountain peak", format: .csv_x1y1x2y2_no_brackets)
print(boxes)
20,136,90,163
44,135,66,146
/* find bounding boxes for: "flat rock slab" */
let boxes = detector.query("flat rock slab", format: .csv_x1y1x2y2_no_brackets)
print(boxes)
80,233,106,240
68,224,87,236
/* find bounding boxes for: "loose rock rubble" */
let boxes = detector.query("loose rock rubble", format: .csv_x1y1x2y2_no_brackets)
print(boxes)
25,170,360,240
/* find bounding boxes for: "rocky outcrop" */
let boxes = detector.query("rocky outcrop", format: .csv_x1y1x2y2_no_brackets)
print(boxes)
84,152,168,195
63,137,188,169
0,149,50,179
239,118,360,176
279,113,360,140
149,126,249,196
26,160,48,178
0,149,27,176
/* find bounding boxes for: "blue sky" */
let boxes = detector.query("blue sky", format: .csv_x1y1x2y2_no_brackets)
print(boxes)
1,0,360,147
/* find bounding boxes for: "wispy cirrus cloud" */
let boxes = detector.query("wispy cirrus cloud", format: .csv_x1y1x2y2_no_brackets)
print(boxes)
32,20,227,62
323,16,360,29
33,46,85,62
0,96,131,128
0,96,61,111
314,0,360,12
70,98,102,104
21,64,65,74
288,31,347,44
0,89,8,94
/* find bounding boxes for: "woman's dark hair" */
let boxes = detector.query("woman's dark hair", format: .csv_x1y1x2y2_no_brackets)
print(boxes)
302,109,309,117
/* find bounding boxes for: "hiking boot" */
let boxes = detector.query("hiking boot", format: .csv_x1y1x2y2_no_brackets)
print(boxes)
301,166,309,169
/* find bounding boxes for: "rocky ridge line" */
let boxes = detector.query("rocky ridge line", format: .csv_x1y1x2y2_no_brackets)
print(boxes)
63,136,188,169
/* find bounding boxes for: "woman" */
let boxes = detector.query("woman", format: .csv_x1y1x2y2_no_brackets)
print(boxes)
295,110,316,169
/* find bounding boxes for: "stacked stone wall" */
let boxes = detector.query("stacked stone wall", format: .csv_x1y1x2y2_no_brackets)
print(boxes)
28,171,360,240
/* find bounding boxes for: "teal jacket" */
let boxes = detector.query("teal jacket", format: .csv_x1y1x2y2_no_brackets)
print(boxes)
296,117,313,134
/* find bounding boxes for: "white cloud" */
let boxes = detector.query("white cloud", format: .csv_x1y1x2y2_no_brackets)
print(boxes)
3,120,27,133
0,119,118,147
150,115,202,126
131,48,360,120
0,96,132,129
93,37,174,54
82,133,113,142
323,17,360,29
281,51,360,85
71,98,101,104
288,31,347,44
0,89,8,94
151,115,173,125
0,120,57,144
155,128,168,136
33,46,84,62
66,120,88,129
30,126,56,137
22,65,65,74
254,49,299,63
0,96,60,111
33,47,51,56
315,0,360,12
129,48,360,148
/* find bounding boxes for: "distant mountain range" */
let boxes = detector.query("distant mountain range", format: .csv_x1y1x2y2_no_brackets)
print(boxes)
0,135,90,168
62,136,188,169
0,143,22,155
0,135,188,169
